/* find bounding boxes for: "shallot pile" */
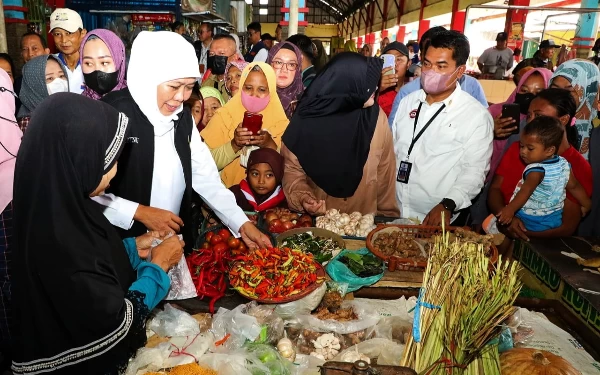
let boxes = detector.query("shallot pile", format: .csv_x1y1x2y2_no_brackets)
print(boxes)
315,209,376,237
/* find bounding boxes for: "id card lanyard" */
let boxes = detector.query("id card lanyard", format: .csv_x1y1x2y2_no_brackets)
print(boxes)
397,101,446,184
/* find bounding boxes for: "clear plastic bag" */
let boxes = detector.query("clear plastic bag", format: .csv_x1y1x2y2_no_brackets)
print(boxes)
246,343,292,375
247,302,285,345
148,304,200,338
150,235,197,300
209,303,262,352
124,343,171,375
291,300,380,334
270,282,327,319
331,338,404,366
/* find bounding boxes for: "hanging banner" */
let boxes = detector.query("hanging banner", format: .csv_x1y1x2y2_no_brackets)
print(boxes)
181,0,212,13
132,14,174,23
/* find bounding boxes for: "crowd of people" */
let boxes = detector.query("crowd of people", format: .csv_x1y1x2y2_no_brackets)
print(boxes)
0,6,599,374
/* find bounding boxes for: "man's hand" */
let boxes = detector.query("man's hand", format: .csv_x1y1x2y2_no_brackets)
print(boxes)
135,230,175,259
239,222,272,250
301,195,326,216
423,204,451,227
379,67,398,91
135,205,184,232
499,217,529,242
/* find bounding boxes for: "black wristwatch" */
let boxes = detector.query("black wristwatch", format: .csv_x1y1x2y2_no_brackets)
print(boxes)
441,198,456,213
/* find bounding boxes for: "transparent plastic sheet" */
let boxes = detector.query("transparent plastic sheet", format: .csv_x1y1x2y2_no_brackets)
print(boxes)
289,300,380,334
148,304,201,338
125,333,213,375
367,315,413,344
245,343,293,375
291,354,324,375
198,351,267,375
331,338,405,366
269,282,327,320
209,303,262,352
507,308,535,346
150,234,197,300
247,302,285,345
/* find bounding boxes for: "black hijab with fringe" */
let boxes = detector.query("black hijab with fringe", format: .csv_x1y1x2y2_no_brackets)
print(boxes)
282,52,383,198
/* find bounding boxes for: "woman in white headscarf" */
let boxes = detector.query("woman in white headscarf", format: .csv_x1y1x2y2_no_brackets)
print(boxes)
98,31,270,251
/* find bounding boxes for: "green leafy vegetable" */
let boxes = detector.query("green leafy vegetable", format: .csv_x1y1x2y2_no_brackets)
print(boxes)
339,253,383,277
281,232,340,264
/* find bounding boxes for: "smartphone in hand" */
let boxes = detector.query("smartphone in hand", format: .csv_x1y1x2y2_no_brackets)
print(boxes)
501,103,521,136
381,54,396,75
242,111,263,135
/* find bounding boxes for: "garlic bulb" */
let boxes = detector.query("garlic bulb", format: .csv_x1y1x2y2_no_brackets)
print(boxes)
277,338,296,362
340,350,371,364
343,225,357,236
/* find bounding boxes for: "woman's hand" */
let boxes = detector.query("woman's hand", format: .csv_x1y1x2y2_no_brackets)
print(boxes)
151,236,185,272
499,217,529,242
135,230,174,259
255,130,277,150
301,195,326,215
239,222,272,249
135,205,184,232
494,115,517,139
232,123,254,152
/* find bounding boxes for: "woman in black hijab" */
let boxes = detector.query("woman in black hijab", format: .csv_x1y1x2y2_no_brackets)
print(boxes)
281,52,399,217
11,93,184,374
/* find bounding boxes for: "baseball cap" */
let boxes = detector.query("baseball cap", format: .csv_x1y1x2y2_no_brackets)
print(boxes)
496,32,508,41
261,33,275,41
382,41,409,57
539,39,561,49
50,8,83,33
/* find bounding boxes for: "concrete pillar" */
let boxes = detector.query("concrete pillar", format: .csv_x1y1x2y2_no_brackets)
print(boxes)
573,0,600,59
289,0,298,36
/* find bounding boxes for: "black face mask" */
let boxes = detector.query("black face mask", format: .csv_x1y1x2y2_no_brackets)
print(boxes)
514,92,536,115
83,70,119,95
207,55,228,75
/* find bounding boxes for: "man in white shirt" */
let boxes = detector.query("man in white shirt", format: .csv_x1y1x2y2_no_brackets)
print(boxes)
49,8,86,93
392,30,493,226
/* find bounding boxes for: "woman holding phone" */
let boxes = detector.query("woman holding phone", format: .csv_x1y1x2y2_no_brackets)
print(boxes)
201,62,289,188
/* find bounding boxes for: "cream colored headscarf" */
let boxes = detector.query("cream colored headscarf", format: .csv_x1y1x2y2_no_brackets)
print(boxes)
127,31,200,136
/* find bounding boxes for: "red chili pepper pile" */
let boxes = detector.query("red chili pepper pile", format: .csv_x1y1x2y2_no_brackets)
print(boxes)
186,228,247,313
229,247,325,301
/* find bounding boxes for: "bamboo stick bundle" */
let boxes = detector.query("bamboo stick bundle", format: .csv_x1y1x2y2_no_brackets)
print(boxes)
400,222,522,375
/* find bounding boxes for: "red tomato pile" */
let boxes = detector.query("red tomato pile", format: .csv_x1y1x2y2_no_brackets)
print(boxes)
264,208,313,234
186,228,247,313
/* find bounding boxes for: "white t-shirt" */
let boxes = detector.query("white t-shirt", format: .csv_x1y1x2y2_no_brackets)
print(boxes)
54,53,85,94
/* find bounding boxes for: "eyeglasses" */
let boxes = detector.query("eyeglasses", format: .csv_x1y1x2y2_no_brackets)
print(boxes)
271,60,299,71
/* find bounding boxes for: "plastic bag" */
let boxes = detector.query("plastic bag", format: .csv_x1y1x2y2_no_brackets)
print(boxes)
150,235,197,300
125,343,171,375
331,338,404,366
210,303,262,352
367,315,413,344
163,333,213,368
148,304,200,338
498,326,514,353
270,282,327,319
198,350,267,375
246,343,292,375
292,300,380,334
291,354,324,375
325,249,384,292
247,302,285,345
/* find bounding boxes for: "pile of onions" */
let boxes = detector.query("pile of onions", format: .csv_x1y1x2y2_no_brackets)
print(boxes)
315,209,376,237
264,208,312,233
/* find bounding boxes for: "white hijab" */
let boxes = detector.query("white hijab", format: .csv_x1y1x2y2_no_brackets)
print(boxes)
127,31,200,136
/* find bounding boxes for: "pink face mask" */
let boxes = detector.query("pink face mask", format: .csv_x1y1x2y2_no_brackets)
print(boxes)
241,91,270,113
420,67,460,95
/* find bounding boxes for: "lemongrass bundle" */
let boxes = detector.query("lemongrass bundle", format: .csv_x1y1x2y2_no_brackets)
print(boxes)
400,222,521,375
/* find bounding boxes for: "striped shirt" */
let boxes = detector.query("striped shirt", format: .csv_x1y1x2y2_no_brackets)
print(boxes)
512,155,570,217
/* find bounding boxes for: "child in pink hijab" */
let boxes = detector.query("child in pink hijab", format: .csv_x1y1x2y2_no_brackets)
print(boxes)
0,68,21,350
79,29,128,99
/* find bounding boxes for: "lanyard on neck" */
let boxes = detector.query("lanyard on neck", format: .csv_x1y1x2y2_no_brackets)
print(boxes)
407,102,446,159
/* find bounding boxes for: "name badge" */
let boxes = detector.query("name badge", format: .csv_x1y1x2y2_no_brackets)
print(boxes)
397,160,412,184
